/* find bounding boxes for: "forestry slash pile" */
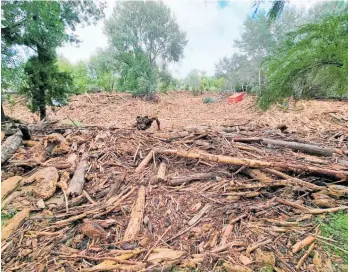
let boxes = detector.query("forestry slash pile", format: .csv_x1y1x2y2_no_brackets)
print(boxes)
1,109,348,271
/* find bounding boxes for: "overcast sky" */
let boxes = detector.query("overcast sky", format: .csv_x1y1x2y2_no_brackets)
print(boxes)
57,0,310,78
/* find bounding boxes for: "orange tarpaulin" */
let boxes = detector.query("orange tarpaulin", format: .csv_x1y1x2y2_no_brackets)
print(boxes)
227,93,245,104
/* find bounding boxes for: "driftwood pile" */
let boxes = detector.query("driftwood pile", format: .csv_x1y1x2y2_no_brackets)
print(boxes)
1,118,348,272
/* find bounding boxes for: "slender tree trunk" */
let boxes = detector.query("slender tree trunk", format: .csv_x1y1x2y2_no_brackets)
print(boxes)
1,103,8,122
37,45,47,120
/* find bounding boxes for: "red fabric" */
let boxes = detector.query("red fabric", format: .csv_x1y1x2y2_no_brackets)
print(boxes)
227,93,245,104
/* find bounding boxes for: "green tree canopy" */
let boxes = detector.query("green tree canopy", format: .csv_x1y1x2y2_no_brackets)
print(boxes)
104,1,187,96
1,0,104,119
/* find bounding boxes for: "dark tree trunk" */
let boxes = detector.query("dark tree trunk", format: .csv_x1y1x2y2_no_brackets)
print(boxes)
1,103,8,122
37,45,47,120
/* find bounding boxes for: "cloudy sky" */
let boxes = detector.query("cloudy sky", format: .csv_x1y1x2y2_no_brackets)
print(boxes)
57,0,309,78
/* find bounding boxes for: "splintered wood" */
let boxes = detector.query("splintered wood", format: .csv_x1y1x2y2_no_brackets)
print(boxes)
123,186,146,241
1,94,348,272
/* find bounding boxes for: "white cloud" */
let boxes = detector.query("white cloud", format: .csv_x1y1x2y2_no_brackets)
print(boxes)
57,0,314,78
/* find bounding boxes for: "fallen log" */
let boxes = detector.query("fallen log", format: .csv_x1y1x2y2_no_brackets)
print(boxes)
169,172,217,186
234,137,336,156
155,148,348,180
123,186,146,241
67,152,89,196
1,130,23,164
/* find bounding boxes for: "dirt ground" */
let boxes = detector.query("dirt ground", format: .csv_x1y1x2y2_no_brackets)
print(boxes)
1,92,348,272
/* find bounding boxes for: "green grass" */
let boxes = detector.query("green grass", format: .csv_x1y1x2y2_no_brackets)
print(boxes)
1,209,18,226
203,97,216,104
259,265,273,272
316,211,348,264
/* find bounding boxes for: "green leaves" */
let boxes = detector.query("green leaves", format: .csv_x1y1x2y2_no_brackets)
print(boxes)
104,1,187,95
259,13,348,109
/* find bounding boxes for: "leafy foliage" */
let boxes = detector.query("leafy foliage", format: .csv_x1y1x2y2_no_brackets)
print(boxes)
259,13,348,109
105,1,187,95
1,0,104,119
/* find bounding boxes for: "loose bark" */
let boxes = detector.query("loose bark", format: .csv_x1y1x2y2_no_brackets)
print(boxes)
134,150,154,173
123,186,146,241
156,162,167,182
155,148,348,179
246,239,273,255
169,172,217,186
67,152,89,196
1,130,23,164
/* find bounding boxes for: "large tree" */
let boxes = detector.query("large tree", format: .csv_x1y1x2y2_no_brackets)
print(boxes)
1,0,104,119
104,1,187,95
259,13,348,109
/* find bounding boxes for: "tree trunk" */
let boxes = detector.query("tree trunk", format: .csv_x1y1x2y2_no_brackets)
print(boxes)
1,103,8,122
37,45,47,120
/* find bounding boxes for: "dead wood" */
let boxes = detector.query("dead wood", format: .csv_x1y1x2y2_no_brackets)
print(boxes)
106,173,126,199
234,137,336,156
123,186,146,241
244,169,273,183
67,152,89,196
2,208,30,241
134,150,154,173
275,197,348,214
246,239,273,255
264,168,322,191
169,172,217,186
292,235,315,253
155,148,348,179
156,162,167,182
296,242,316,270
220,214,247,245
188,203,211,226
1,130,23,164
1,176,22,199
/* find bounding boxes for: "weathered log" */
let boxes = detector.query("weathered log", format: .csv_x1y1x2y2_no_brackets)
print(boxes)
168,172,217,186
262,138,334,156
67,152,89,196
234,137,336,156
134,150,154,173
1,130,23,164
123,186,146,241
155,148,348,180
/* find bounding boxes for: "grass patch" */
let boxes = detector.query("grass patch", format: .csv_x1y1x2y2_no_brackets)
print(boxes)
1,209,18,226
203,97,216,104
316,211,348,264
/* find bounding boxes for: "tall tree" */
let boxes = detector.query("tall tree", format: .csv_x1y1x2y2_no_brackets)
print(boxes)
104,1,187,95
259,12,348,109
1,0,104,119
